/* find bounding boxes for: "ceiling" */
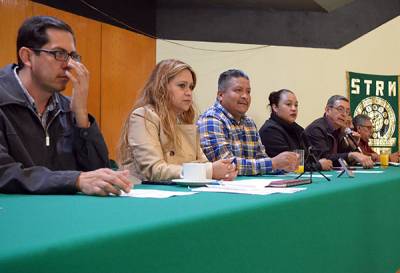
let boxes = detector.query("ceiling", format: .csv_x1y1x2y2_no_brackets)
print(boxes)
156,0,354,12
157,0,326,11
33,0,400,48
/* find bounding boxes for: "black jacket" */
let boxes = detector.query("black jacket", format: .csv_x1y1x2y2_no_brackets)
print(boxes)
259,113,322,170
259,113,305,157
0,64,109,194
304,116,351,166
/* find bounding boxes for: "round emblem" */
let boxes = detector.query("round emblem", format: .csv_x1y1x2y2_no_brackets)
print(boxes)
353,96,396,146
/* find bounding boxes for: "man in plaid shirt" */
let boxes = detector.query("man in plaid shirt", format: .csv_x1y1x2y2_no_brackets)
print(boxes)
197,69,298,176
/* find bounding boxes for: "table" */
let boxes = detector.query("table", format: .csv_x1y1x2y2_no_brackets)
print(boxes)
1,167,400,273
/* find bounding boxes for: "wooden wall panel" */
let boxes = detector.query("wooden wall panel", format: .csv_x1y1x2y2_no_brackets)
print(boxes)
0,1,156,160
101,24,156,159
32,3,102,121
0,0,33,66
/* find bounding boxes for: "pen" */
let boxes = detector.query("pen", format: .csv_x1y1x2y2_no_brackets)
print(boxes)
209,181,225,186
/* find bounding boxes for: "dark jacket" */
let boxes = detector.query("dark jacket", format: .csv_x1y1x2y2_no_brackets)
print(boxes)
259,113,305,157
259,113,322,171
0,64,109,194
304,116,351,166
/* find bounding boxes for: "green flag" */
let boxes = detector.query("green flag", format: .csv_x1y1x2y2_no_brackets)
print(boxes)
347,71,399,153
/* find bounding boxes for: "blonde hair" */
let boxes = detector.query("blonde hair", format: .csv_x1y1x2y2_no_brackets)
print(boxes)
116,59,197,166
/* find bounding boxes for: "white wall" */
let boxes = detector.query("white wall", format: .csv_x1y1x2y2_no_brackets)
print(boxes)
157,16,400,128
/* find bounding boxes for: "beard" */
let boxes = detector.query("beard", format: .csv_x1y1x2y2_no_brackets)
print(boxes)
41,78,69,94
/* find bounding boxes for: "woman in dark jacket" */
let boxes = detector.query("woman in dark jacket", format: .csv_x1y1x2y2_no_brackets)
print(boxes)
259,89,332,171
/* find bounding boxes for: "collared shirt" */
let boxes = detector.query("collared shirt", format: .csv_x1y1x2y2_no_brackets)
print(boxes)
197,101,273,175
13,66,60,128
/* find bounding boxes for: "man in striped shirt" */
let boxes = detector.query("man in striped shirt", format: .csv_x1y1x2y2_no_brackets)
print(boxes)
197,69,298,176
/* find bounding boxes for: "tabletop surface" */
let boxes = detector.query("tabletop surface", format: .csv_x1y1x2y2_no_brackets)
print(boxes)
1,167,399,273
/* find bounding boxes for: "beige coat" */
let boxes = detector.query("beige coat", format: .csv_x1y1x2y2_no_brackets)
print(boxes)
121,105,212,182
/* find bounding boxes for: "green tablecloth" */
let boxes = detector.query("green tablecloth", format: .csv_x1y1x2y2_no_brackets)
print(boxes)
1,167,400,273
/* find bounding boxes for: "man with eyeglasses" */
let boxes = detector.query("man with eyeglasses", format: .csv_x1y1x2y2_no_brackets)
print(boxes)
304,95,374,168
353,114,399,162
0,16,132,195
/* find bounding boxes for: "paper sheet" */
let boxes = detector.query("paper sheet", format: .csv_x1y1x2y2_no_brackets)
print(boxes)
352,166,380,169
347,170,384,174
192,184,306,195
222,178,283,188
119,189,197,198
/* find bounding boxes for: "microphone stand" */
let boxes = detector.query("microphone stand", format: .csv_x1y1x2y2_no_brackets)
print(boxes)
296,146,331,182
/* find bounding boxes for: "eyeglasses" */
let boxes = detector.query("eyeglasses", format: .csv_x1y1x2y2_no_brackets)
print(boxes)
331,106,351,115
30,48,81,62
360,125,373,130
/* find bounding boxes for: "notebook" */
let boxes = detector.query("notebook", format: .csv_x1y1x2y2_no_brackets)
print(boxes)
269,179,311,187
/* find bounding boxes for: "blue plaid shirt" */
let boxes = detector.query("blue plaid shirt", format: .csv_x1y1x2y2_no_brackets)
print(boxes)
197,101,273,175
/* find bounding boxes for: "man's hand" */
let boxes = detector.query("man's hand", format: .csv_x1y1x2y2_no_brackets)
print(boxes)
318,158,333,170
271,151,299,172
76,169,133,196
349,152,374,168
371,152,380,162
66,60,90,128
390,151,399,163
212,158,237,180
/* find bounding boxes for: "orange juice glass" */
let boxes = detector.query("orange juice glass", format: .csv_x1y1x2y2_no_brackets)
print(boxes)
293,149,304,174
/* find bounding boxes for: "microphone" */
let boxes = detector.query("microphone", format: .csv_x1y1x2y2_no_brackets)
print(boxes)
300,132,320,166
300,131,311,150
298,131,331,181
344,128,363,153
300,131,317,155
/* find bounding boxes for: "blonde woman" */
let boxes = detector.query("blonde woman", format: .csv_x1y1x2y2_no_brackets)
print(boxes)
117,59,237,182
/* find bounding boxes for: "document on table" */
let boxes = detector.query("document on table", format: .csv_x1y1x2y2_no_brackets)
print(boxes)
119,189,197,198
223,179,283,188
343,170,384,174
192,183,306,195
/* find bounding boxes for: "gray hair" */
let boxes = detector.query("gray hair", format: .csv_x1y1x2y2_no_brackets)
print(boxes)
353,114,371,128
326,95,349,107
218,69,249,92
